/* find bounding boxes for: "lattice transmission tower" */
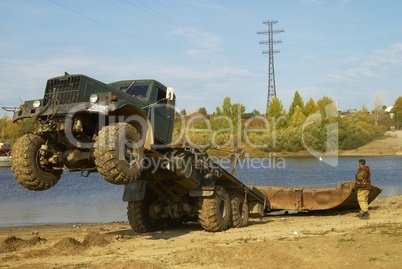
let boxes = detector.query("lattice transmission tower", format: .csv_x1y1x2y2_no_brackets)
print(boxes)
257,20,284,112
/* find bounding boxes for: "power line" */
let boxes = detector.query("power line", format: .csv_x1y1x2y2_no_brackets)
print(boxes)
138,0,259,59
219,0,260,28
49,0,259,62
123,0,224,50
182,0,249,41
257,20,284,113
135,0,180,26
106,0,166,32
150,0,234,35
49,0,180,55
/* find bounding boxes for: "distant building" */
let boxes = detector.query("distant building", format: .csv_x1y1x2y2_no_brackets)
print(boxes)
372,104,388,114
340,108,358,116
384,106,394,114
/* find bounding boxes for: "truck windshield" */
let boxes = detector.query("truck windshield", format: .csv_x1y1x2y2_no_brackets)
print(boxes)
120,84,149,98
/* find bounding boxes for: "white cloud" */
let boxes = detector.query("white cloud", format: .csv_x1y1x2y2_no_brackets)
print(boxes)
170,27,224,57
326,43,402,82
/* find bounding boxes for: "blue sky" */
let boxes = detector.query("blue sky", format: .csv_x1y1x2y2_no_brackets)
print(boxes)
1,0,401,115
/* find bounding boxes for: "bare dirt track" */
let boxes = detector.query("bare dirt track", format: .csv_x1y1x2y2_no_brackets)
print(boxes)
1,195,401,269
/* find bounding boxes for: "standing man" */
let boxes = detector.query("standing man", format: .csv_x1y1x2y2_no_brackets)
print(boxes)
353,159,372,219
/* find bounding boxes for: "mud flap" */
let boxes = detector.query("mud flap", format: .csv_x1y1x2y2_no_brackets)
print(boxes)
188,173,216,197
248,200,265,218
123,180,146,202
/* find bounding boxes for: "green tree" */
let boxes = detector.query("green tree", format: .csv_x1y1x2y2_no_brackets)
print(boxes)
278,106,307,152
231,102,246,126
214,97,245,121
242,109,261,119
19,118,36,135
290,106,306,126
302,122,327,152
288,91,305,118
317,96,335,117
0,115,7,140
267,96,284,118
222,97,232,116
392,96,402,130
338,110,384,150
266,96,286,129
4,119,21,143
198,107,207,116
305,98,318,116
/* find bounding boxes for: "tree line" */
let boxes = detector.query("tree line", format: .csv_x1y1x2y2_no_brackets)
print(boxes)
1,93,401,154
173,92,401,153
0,116,35,144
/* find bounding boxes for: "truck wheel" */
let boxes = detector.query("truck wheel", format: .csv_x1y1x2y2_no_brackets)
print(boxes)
94,123,143,184
198,185,231,232
127,189,165,233
11,134,62,191
229,191,249,228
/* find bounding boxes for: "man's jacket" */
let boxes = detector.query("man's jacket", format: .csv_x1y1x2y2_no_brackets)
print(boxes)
354,166,372,190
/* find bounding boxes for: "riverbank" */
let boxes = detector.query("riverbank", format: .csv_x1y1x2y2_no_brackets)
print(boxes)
208,130,402,158
340,130,401,156
1,195,401,269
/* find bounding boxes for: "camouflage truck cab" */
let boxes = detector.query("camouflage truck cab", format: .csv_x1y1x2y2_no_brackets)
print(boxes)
10,73,175,190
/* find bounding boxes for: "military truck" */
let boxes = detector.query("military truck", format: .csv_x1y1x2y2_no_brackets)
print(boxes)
6,73,267,232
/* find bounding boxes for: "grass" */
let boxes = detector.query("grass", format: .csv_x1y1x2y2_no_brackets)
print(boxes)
357,222,402,237
338,237,356,242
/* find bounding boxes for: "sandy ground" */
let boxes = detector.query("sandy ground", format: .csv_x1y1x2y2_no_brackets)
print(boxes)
1,194,402,269
1,131,400,269
340,130,402,156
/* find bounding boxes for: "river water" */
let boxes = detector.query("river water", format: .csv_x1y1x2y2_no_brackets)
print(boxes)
0,156,401,227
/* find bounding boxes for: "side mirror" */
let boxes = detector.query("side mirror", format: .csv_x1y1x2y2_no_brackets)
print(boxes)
166,87,174,101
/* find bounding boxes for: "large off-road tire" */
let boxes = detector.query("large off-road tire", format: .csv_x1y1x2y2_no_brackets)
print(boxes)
198,185,231,232
229,191,249,228
94,123,143,185
11,134,62,191
127,189,167,233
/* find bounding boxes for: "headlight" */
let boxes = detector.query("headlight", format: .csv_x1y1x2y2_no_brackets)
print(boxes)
33,100,41,108
89,94,99,103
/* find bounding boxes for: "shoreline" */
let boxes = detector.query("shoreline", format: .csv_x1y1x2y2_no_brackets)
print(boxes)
0,194,399,229
209,150,402,159
1,195,401,268
208,131,402,158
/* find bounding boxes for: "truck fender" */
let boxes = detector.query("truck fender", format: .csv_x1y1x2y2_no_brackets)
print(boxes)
114,103,154,150
144,118,154,150
123,180,147,202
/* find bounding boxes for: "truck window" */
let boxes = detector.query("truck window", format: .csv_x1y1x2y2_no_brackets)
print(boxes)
157,87,167,104
120,85,149,98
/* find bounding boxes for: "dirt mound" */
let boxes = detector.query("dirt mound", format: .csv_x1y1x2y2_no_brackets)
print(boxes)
82,232,110,247
53,237,83,252
53,232,110,253
0,236,47,253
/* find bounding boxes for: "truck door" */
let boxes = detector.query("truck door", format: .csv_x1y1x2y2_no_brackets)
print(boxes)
151,86,174,145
